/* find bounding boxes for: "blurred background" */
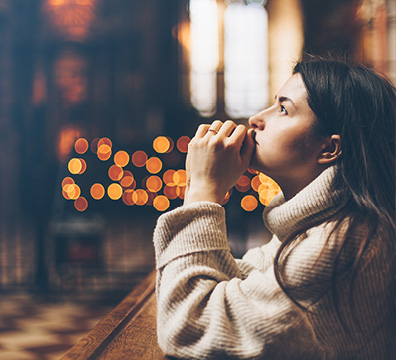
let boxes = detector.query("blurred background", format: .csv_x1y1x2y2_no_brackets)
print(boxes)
0,0,395,356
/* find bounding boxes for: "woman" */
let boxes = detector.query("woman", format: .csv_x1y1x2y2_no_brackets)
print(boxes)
152,58,396,359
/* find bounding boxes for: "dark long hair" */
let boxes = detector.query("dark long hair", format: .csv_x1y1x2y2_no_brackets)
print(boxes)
273,56,396,329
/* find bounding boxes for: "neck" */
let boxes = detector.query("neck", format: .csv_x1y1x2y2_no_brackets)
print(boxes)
275,166,328,201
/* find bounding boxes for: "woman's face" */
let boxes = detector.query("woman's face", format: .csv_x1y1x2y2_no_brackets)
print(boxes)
249,74,325,195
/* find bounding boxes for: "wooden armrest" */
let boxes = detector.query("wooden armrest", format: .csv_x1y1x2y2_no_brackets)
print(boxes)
60,269,168,359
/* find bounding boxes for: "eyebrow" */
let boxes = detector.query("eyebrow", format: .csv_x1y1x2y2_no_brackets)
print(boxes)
275,95,296,107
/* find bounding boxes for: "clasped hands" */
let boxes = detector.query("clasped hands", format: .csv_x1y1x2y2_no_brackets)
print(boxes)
184,120,255,205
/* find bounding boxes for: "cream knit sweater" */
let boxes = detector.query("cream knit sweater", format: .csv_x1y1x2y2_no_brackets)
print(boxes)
153,167,396,359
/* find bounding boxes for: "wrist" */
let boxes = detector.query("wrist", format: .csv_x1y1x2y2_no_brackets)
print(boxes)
183,185,225,205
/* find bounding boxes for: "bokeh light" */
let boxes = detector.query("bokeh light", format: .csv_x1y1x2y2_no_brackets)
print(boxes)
134,189,149,206
164,185,180,199
74,138,89,154
98,137,112,148
146,157,162,174
119,170,134,188
90,183,105,200
173,169,187,186
62,177,74,188
163,169,176,186
251,175,261,192
108,164,124,181
114,150,130,167
241,195,258,211
74,196,88,211
153,136,171,154
90,138,99,153
153,195,170,211
63,183,81,200
146,176,163,192
177,136,191,153
97,144,112,161
68,158,83,174
107,183,123,200
131,150,148,167
235,174,251,192
78,159,87,174
122,189,135,206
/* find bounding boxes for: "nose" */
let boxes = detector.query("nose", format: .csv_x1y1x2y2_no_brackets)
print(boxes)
248,109,266,130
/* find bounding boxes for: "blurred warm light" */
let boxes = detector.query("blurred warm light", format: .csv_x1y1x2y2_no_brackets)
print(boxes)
173,169,187,186
90,183,105,200
61,177,74,188
178,186,186,199
74,138,89,154
53,51,88,104
78,159,87,174
62,132,282,212
68,158,83,174
63,183,81,200
119,170,134,188
241,194,258,211
164,185,180,200
107,183,123,200
134,189,149,206
251,175,261,192
97,144,112,161
98,137,112,148
163,169,176,186
146,157,162,174
74,196,88,211
146,176,163,193
108,165,124,181
189,0,219,117
153,136,171,154
222,190,232,205
173,21,191,52
257,173,280,206
153,195,170,212
235,174,251,192
90,138,99,153
57,125,81,161
224,2,268,118
176,136,191,153
42,0,97,42
132,150,148,167
122,189,135,206
114,150,130,167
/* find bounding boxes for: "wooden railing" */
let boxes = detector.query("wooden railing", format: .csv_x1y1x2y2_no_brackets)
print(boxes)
60,270,169,359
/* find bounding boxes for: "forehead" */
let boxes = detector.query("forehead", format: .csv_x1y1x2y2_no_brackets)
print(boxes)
277,74,308,105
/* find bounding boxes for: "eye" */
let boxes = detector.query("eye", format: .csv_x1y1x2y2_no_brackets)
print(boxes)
279,105,288,115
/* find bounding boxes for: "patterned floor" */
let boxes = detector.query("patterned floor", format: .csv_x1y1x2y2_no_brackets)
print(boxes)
0,293,113,360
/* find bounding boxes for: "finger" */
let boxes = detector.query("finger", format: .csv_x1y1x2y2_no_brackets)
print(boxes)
206,120,223,135
240,128,255,164
195,124,211,138
218,120,237,137
228,124,247,143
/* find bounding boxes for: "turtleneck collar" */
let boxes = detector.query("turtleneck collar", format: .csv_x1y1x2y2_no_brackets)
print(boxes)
263,166,341,241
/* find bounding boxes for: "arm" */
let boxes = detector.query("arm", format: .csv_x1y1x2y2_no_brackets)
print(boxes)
153,202,324,360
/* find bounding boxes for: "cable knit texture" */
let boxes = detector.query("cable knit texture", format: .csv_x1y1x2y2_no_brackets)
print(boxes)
152,166,396,359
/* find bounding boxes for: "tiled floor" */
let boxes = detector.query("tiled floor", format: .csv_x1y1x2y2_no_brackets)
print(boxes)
0,293,113,360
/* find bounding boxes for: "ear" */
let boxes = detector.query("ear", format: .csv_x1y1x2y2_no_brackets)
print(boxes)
318,135,342,164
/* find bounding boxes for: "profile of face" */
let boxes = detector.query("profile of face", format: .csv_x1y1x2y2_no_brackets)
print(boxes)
249,73,338,197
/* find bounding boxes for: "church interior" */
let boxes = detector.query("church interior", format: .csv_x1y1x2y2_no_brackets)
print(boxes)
0,0,394,358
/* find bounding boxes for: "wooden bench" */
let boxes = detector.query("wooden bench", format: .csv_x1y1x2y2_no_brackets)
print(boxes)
60,270,170,359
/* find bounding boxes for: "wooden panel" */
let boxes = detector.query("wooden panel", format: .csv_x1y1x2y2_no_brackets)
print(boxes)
60,270,168,360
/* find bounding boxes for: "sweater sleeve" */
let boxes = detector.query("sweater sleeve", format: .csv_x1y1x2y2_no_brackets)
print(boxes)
153,202,324,360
